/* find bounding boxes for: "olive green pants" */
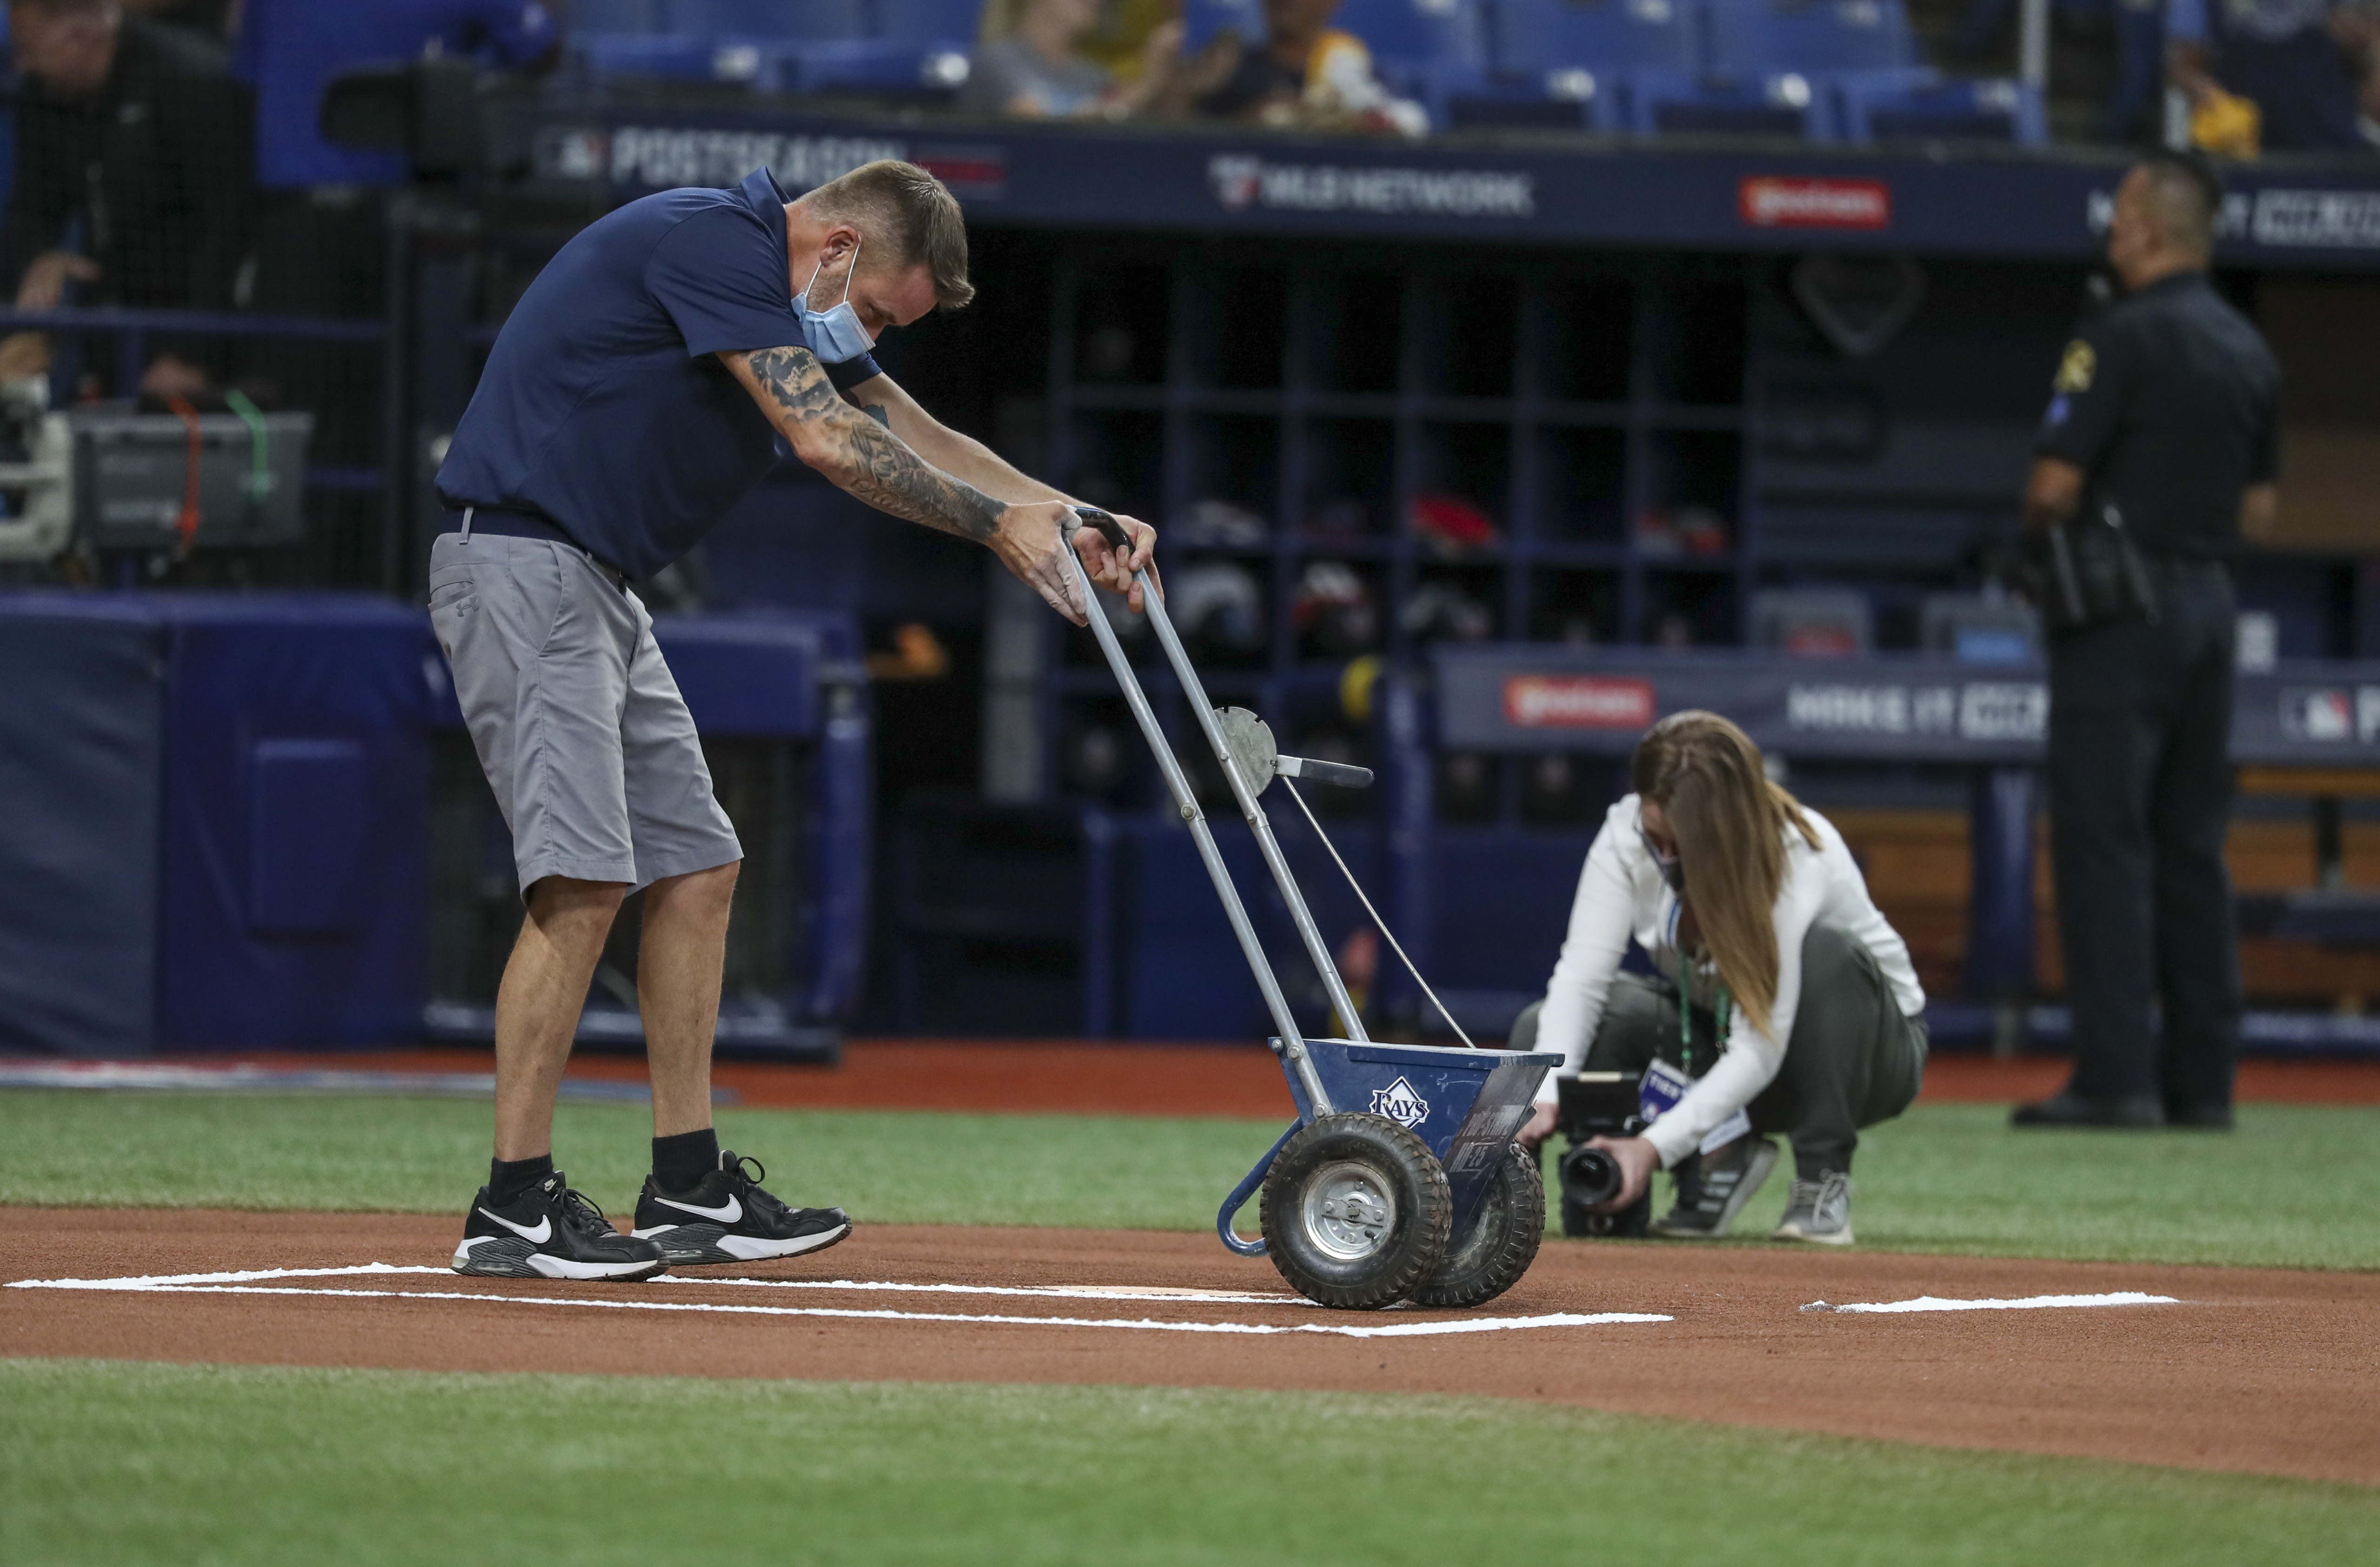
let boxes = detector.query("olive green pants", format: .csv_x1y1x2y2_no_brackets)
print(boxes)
1515,924,1926,1179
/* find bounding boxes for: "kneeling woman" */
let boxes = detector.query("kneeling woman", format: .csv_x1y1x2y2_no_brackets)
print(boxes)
1514,711,1926,1245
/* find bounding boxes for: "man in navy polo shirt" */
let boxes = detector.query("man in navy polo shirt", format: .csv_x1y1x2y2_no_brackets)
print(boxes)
432,159,1155,1281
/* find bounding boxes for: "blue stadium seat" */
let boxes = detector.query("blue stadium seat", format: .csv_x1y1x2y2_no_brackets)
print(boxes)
578,33,737,82
1836,73,2046,144
765,37,974,94
665,0,870,40
1625,64,1833,137
569,0,667,34
1450,0,1696,132
871,0,986,40
1702,0,1919,75
761,0,978,98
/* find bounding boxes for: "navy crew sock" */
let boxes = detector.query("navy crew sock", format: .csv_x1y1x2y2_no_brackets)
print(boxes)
487,1154,553,1206
652,1129,721,1194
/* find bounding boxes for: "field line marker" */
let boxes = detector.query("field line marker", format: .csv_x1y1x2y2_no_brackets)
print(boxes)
1799,1291,2181,1315
11,1276,1668,1337
10,1265,1313,1305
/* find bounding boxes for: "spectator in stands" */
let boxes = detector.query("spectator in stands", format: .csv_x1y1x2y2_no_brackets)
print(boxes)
1511,711,1928,1247
1170,0,1427,135
2168,0,2374,153
960,0,1182,119
4,0,257,397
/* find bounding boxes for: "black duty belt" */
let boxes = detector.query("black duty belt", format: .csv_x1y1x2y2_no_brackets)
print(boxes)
444,505,626,588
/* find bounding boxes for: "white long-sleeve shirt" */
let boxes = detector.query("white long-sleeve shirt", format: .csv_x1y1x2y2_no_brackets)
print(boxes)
1531,794,1924,1169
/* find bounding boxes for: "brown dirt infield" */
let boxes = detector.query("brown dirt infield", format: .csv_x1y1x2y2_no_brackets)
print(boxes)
6,1207,2375,1488
154,1045,2380,1117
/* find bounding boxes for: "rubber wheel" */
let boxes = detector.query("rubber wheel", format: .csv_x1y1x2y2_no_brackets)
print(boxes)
1261,1112,1452,1310
1408,1143,1545,1309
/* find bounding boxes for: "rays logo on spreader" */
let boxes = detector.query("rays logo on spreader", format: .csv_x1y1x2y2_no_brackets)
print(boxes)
1370,1077,1430,1131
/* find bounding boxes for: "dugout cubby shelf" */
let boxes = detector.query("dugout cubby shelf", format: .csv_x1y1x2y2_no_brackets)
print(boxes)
1038,242,1760,816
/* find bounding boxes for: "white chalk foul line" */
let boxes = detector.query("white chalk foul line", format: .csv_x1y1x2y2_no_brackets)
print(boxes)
10,1276,1667,1338
7,1264,1314,1307
1800,1292,2181,1315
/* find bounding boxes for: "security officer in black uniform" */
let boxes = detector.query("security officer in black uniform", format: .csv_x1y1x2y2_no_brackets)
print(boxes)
2013,150,2281,1132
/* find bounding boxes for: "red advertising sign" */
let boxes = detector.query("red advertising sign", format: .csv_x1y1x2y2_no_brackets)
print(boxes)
1503,675,1656,730
1739,176,1891,231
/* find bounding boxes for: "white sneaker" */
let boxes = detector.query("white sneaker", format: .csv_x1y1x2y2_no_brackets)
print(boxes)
1773,1171,1853,1245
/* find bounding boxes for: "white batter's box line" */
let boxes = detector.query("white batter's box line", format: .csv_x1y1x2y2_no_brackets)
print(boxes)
1798,1291,2182,1315
10,1273,1671,1338
9,1264,1316,1306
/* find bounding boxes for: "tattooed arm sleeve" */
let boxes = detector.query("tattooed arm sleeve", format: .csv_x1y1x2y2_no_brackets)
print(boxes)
723,345,1005,543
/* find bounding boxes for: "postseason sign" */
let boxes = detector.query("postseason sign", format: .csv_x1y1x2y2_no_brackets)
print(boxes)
1435,648,2380,767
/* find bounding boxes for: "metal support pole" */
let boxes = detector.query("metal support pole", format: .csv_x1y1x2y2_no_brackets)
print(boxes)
378,193,415,597
2019,0,2049,93
1064,544,1335,1115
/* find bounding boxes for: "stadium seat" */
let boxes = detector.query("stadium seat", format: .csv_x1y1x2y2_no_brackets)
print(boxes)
1625,64,1832,138
1448,0,1697,132
763,0,980,98
666,0,870,39
1836,73,2046,145
1703,0,1920,75
568,0,667,34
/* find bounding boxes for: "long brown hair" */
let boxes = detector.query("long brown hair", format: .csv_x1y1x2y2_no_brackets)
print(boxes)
1632,711,1820,1041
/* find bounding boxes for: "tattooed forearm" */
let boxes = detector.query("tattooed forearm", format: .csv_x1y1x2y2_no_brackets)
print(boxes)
736,346,1004,542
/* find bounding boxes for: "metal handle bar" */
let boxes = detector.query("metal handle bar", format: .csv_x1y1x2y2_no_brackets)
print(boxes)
1061,512,1336,1116
1070,510,1374,1049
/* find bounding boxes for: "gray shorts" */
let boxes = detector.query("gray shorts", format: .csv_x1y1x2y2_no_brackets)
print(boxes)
428,531,741,894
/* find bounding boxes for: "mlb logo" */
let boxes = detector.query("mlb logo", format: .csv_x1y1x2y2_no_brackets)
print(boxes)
1209,155,1262,213
1369,1076,1429,1131
2283,688,2353,743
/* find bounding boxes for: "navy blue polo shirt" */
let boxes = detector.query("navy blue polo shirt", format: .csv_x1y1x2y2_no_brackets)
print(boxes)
437,167,880,578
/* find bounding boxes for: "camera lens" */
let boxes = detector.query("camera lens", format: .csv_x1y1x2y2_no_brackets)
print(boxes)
1559,1143,1623,1209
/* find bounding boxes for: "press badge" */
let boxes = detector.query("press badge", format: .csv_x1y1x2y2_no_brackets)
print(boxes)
1640,1059,1753,1156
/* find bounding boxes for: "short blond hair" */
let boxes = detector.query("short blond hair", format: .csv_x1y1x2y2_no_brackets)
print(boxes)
801,160,974,311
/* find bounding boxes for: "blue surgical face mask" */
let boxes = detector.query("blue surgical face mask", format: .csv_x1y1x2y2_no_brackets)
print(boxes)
1641,827,1685,893
798,237,876,364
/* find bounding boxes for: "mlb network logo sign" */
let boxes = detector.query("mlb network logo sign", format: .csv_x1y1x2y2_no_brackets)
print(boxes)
2280,687,2380,744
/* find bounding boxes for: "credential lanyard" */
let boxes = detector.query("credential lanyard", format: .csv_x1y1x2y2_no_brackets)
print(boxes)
1679,971,1730,1076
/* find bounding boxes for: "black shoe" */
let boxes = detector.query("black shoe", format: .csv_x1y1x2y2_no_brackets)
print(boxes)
1650,1134,1780,1238
452,1170,668,1281
632,1149,852,1265
2010,1091,2164,1129
2164,1100,2235,1131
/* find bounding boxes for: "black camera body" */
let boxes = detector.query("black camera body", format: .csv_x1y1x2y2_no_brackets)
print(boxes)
1553,1072,1651,1238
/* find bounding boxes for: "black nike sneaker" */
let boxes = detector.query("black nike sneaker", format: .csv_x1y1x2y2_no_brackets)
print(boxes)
451,1170,668,1281
631,1149,852,1265
1650,1132,1780,1238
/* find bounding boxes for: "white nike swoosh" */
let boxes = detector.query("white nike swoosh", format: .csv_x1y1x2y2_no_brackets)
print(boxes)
651,1193,742,1224
477,1208,551,1244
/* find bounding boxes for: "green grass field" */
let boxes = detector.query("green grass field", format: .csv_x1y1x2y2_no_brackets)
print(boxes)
4,1361,2374,1567
4,1088,2376,1564
4,1090,2378,1269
